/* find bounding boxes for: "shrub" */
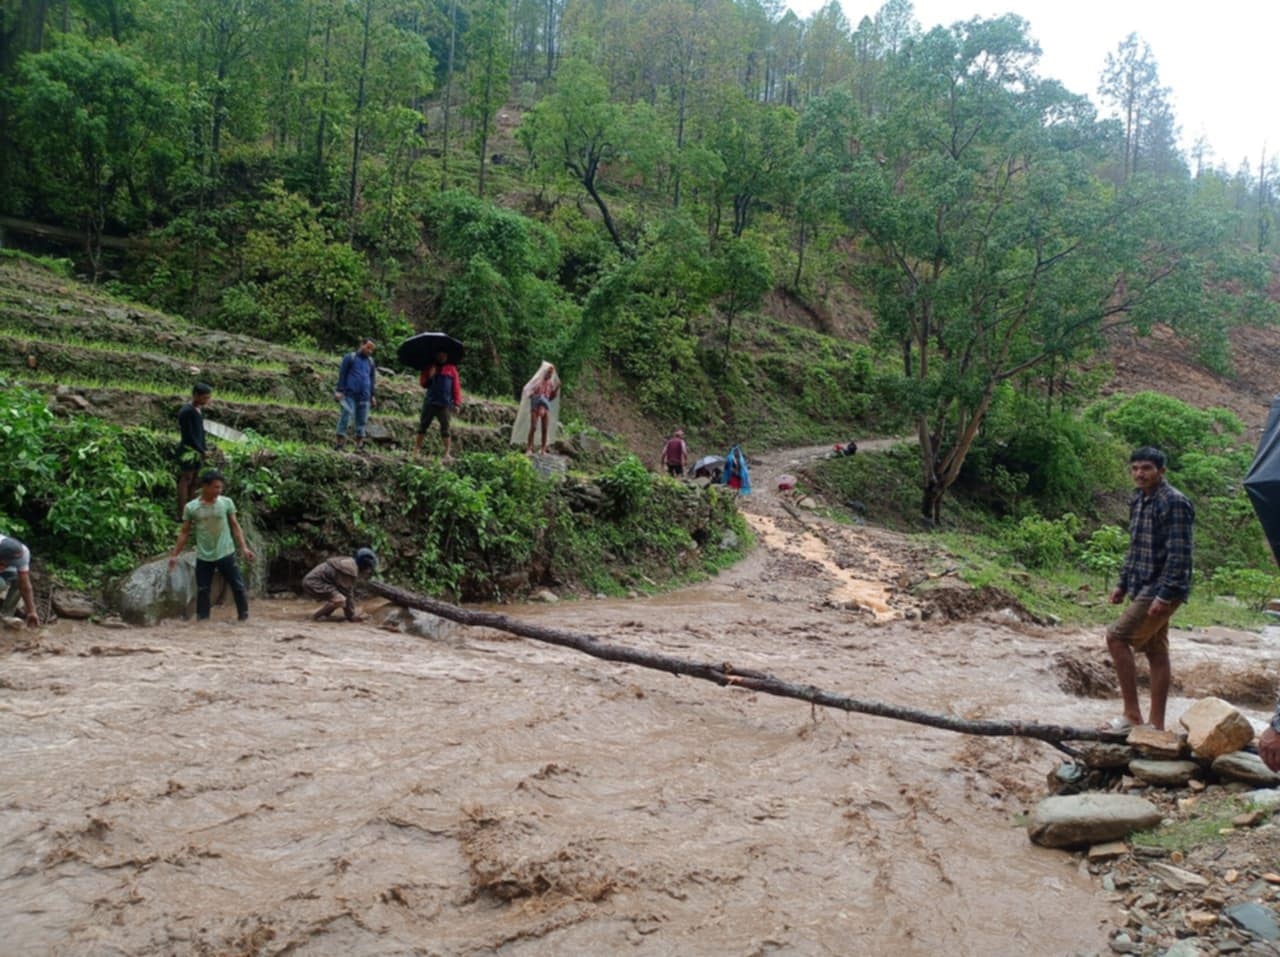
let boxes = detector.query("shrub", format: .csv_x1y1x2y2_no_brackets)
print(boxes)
1080,524,1128,584
1001,513,1081,569
1210,567,1280,611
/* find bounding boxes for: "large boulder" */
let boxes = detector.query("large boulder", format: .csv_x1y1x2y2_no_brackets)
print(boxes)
117,534,267,627
1180,697,1255,759
1027,793,1163,848
118,554,199,626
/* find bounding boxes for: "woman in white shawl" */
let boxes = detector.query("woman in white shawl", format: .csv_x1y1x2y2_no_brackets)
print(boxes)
511,361,561,454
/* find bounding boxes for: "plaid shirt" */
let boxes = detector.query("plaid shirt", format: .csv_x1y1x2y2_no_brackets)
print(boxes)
1118,479,1194,602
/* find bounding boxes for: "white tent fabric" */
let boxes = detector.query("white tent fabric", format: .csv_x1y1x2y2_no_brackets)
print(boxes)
510,361,561,448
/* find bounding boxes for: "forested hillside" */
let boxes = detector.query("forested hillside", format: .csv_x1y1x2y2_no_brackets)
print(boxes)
1,0,1277,523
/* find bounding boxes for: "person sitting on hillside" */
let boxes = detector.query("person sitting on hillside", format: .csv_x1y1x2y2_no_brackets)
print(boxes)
513,361,561,455
414,350,463,462
303,548,377,622
0,534,40,629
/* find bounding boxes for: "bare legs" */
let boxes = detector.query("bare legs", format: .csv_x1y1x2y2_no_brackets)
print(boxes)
1105,634,1172,731
525,412,549,454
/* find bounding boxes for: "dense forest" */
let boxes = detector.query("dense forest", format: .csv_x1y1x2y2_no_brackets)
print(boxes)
1,0,1277,526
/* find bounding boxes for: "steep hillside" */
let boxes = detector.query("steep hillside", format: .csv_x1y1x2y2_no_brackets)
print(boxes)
0,257,746,604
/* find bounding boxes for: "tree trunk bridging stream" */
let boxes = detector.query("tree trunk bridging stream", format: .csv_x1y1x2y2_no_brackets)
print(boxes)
366,580,1125,755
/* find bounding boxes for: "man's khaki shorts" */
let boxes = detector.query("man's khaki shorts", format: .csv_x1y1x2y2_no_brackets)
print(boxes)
1107,598,1180,655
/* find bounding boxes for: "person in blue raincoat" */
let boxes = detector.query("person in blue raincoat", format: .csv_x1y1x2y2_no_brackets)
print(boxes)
722,445,751,495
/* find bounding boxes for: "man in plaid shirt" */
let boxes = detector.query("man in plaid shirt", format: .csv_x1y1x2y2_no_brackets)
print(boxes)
1105,446,1194,732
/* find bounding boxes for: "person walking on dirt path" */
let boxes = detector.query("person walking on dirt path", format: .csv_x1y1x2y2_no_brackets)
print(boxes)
176,382,212,519
519,362,560,454
334,338,378,451
0,535,40,628
1103,446,1194,733
414,350,463,462
660,428,688,476
169,469,255,622
303,548,377,622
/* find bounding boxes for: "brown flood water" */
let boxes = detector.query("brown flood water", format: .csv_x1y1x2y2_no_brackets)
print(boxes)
8,445,1218,955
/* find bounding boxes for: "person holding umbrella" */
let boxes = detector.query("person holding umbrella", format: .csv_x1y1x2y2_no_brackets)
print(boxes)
414,349,463,462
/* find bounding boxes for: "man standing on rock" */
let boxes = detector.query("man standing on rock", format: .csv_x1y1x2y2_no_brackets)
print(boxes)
169,469,255,622
0,535,39,628
1104,446,1194,732
334,338,377,451
176,382,212,519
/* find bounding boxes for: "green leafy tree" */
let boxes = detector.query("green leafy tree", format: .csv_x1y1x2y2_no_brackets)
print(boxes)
832,16,1244,521
8,37,181,277
1098,32,1182,183
463,0,512,197
517,55,669,254
705,92,798,239
711,235,772,373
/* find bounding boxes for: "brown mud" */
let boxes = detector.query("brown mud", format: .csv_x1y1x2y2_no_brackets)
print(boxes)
4,443,1277,955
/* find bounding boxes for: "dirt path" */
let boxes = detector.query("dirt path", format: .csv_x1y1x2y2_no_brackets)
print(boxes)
4,447,1275,955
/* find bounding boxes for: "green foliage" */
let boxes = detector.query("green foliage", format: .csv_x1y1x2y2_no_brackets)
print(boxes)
5,36,182,271
222,183,401,350
0,249,74,276
396,453,547,596
1080,525,1128,583
1000,513,1082,569
968,391,1127,514
599,455,652,516
423,190,578,396
1098,392,1242,467
0,383,171,576
1209,567,1280,611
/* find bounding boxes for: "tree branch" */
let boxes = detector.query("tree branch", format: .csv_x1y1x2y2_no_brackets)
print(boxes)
366,581,1126,750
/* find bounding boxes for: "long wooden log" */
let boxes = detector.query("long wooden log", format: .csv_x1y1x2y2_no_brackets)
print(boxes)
366,580,1126,752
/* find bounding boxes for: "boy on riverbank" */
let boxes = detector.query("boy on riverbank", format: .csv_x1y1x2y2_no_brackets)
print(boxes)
169,469,255,622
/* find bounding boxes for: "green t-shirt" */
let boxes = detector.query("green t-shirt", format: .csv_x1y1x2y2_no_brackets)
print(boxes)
183,495,237,562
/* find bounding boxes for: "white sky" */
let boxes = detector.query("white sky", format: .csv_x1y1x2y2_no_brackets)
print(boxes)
787,0,1279,173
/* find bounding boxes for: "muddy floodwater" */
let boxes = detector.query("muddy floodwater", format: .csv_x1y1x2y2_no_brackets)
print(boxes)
5,446,1274,955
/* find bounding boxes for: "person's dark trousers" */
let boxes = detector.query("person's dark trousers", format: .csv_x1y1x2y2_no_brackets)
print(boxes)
177,468,200,520
195,554,249,620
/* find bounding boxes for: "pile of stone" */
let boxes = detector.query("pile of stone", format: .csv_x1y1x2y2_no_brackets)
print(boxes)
1027,698,1280,955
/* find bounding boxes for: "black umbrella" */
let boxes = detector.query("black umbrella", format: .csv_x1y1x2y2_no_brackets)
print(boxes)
1244,394,1280,566
692,455,725,476
397,331,464,370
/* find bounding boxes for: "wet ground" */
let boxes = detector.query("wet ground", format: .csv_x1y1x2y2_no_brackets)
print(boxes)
4,444,1276,955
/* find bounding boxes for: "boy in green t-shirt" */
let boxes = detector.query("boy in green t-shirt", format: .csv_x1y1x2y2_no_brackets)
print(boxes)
169,469,256,621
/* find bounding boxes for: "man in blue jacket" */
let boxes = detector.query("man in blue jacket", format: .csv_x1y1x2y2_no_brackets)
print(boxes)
334,338,377,451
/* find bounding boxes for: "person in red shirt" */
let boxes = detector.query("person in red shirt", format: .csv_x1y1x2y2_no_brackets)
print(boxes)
660,428,688,476
414,350,463,462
